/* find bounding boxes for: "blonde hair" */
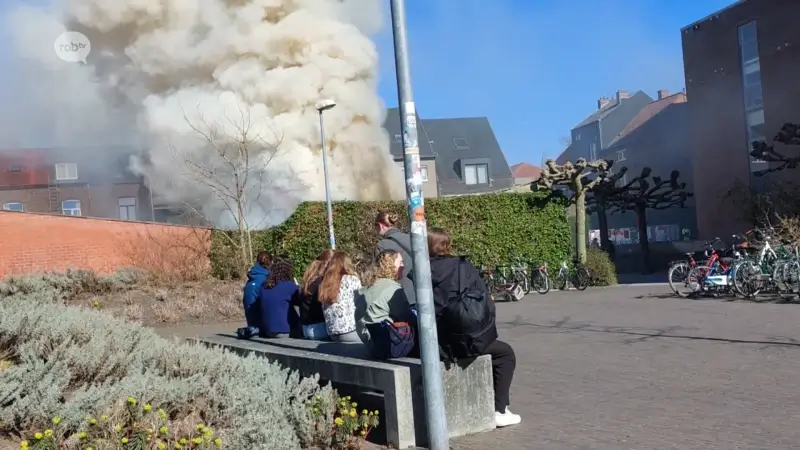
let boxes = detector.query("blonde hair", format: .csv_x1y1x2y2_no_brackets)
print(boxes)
362,250,401,286
318,251,357,304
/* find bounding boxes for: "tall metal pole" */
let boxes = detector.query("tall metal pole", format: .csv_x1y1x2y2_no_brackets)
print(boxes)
390,0,449,448
318,111,336,250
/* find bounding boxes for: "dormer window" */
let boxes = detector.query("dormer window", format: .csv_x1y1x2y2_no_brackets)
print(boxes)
55,163,78,180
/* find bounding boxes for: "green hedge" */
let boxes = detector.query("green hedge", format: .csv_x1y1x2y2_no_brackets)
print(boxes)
211,192,572,279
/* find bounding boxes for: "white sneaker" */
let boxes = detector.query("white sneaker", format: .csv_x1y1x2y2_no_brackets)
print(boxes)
495,407,521,427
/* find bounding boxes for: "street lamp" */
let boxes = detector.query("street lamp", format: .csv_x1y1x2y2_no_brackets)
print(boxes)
316,99,337,250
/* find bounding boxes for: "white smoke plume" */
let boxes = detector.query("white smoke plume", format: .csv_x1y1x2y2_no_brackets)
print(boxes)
1,0,403,229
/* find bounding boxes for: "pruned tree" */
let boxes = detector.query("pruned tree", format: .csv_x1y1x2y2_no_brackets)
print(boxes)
595,168,692,271
533,158,618,263
749,122,800,176
171,98,286,278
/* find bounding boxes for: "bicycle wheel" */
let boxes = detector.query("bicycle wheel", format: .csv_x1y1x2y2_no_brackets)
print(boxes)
686,265,709,295
531,270,550,294
573,267,590,291
515,269,532,295
667,262,693,297
553,271,568,291
733,260,763,298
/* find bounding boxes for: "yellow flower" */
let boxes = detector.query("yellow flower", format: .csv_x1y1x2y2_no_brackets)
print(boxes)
157,443,166,450
334,417,344,426
51,417,61,425
34,433,42,440
159,426,168,434
179,438,188,445
174,444,181,450
121,437,129,444
143,403,152,412
312,407,319,414
345,396,351,400
351,402,357,407
213,438,222,447
18,441,27,449
44,429,52,437
127,396,137,406
92,300,100,308
158,409,167,420
362,409,368,415
89,418,97,425
360,430,367,436
373,410,379,416
195,424,205,432
349,409,357,417
87,448,93,450
78,431,87,439
192,437,202,445
101,415,109,422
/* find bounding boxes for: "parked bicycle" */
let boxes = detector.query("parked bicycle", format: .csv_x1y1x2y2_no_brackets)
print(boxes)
529,261,551,294
551,259,590,291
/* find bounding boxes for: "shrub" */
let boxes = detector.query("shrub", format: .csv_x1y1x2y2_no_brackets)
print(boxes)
0,296,333,449
584,247,618,286
0,269,143,304
212,192,571,279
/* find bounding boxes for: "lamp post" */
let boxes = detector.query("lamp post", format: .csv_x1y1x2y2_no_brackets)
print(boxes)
390,0,449,448
315,99,337,250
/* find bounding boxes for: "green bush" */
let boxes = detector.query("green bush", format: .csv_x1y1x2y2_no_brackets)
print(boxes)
584,247,618,286
212,192,571,279
0,286,335,449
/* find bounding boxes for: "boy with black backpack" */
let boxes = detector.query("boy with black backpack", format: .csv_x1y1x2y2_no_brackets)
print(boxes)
427,228,522,428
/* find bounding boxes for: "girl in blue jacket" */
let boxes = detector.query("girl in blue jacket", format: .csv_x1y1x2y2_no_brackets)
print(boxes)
237,251,271,339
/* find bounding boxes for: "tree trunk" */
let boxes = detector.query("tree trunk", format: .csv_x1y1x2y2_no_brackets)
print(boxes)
597,196,610,250
575,191,587,263
635,203,650,273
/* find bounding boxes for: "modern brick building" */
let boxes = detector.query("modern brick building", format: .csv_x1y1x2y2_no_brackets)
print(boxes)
682,0,800,238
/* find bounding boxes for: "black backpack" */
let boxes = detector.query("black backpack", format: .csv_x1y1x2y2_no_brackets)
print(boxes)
439,258,497,360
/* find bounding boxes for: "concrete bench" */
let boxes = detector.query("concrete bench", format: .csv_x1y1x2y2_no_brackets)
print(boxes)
194,334,495,449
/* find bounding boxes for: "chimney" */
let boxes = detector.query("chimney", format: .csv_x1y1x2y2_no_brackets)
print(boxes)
657,89,669,100
597,96,611,109
616,90,630,101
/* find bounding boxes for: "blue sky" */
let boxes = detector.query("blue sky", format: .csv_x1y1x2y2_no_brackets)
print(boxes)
373,0,736,165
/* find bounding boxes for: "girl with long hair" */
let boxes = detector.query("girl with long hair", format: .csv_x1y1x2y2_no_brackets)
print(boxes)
296,249,335,340
257,257,300,338
318,251,362,342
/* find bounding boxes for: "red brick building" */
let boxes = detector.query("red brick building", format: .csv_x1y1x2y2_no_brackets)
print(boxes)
0,148,153,221
682,0,800,238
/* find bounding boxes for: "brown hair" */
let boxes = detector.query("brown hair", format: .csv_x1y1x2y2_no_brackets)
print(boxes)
428,228,454,256
375,210,400,228
256,251,272,266
301,249,335,296
318,251,357,304
265,257,294,288
373,250,401,284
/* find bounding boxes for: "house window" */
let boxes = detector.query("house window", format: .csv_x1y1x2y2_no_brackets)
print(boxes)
738,21,766,169
575,133,581,141
393,134,402,142
55,163,78,180
616,149,626,161
8,166,21,173
589,142,597,160
453,137,469,149
62,199,81,216
420,166,428,182
2,202,23,212
464,163,489,185
118,197,137,220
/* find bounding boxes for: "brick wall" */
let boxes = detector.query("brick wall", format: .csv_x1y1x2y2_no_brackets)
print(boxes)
0,211,211,278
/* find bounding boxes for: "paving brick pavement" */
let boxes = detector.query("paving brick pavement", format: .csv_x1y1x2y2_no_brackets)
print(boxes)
451,286,800,450
157,286,800,449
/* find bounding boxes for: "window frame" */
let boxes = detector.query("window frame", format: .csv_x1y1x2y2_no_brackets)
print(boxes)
453,137,469,149
464,163,489,185
61,199,82,216
420,165,428,182
2,202,23,212
118,197,137,220
616,149,626,162
55,163,78,181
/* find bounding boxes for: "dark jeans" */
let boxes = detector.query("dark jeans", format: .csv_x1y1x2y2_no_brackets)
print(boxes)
484,339,516,412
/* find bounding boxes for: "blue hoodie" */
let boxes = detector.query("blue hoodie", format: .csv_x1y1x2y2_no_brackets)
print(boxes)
243,264,270,328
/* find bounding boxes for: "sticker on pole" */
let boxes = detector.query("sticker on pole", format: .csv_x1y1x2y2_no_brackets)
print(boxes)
54,31,91,63
410,221,426,235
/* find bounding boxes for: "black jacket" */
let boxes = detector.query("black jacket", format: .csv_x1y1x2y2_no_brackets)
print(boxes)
429,255,488,315
294,279,326,326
